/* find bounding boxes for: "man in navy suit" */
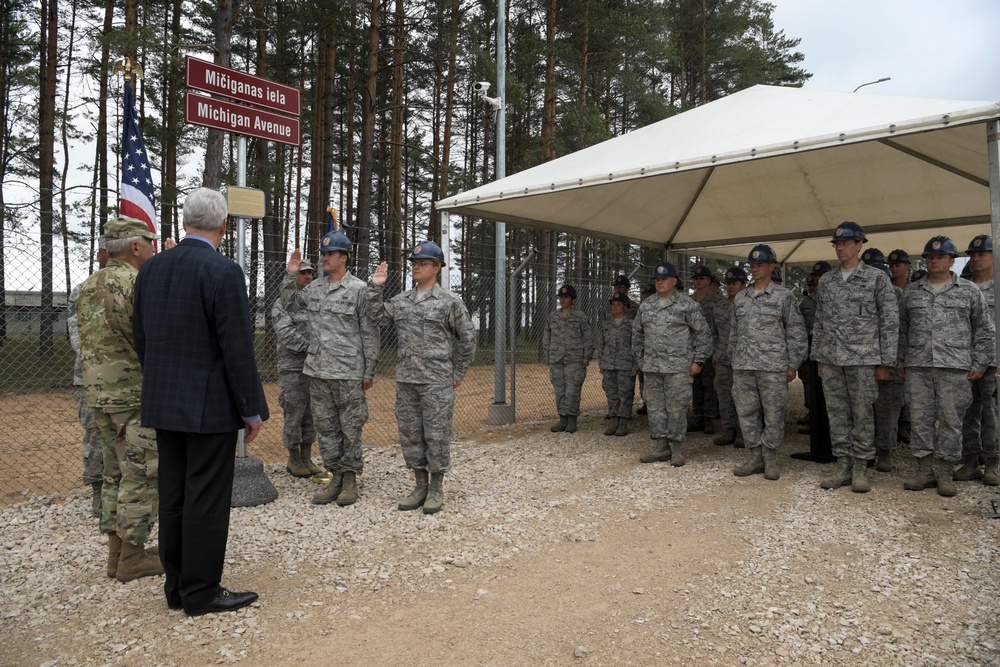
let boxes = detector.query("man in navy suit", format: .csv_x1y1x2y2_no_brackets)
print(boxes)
133,187,269,616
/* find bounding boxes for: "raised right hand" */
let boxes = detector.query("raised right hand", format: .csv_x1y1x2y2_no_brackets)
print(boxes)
372,261,388,286
287,248,301,272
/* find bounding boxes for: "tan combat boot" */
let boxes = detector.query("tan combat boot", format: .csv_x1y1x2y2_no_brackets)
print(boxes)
107,532,123,578
670,442,685,467
984,457,1000,486
604,419,618,436
116,540,165,582
763,448,780,481
300,444,324,475
903,455,936,491
336,471,359,506
640,438,672,463
934,459,957,497
734,448,765,477
398,469,429,511
851,458,871,493
820,457,852,489
614,417,629,437
423,473,445,514
312,470,344,504
713,430,736,446
953,452,983,481
285,447,312,478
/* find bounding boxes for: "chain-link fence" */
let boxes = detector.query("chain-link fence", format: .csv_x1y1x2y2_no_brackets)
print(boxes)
1,222,669,504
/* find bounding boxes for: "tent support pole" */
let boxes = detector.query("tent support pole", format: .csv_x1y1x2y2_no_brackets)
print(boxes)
988,120,1000,422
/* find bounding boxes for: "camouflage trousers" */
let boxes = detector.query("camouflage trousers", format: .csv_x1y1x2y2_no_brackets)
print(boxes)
549,361,588,417
714,363,739,436
644,372,693,442
905,367,973,463
95,408,158,545
601,370,636,419
278,371,316,450
75,386,103,485
822,364,877,460
310,377,368,474
732,370,788,451
961,368,999,458
691,357,718,421
396,382,455,473
874,378,905,453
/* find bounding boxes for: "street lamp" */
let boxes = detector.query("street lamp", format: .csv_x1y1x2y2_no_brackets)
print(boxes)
853,77,891,93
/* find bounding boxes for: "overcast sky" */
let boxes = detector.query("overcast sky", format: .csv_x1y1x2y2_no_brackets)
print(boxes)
771,0,1000,101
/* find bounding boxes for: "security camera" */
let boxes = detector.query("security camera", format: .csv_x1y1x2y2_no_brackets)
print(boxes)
473,81,490,94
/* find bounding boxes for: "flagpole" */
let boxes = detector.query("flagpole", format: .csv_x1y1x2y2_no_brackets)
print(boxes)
236,135,248,458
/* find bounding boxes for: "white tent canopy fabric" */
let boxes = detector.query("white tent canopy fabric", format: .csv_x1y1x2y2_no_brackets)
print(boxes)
438,85,1000,266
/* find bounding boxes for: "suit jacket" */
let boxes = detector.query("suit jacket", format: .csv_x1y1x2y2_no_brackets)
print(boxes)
133,237,269,434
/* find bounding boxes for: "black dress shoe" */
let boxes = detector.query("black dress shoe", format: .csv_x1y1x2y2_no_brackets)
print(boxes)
186,589,258,617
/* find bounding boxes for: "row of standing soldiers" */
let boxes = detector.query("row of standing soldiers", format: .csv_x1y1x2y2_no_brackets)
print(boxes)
541,221,998,495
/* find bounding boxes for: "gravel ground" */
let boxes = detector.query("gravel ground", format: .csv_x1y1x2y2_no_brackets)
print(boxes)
2,408,999,666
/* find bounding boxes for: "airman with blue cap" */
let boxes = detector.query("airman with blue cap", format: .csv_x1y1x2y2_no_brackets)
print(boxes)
541,283,593,435
690,264,724,435
711,265,749,447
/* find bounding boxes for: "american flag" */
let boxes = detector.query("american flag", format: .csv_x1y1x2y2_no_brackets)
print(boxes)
119,81,158,241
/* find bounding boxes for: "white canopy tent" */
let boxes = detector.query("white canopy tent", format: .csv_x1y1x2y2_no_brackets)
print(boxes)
438,85,1000,266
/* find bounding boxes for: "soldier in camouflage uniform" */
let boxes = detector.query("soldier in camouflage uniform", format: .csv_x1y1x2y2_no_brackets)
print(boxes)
542,284,595,434
689,265,724,434
864,262,906,473
813,221,898,494
796,261,830,434
636,283,656,416
633,261,713,467
271,259,323,478
370,241,476,514
898,236,994,497
76,217,164,582
283,231,379,507
712,266,747,447
887,249,914,445
67,237,109,516
729,246,808,481
600,293,637,436
955,235,999,485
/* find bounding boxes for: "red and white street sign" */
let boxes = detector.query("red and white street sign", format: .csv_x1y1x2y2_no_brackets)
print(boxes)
185,56,300,116
184,92,300,146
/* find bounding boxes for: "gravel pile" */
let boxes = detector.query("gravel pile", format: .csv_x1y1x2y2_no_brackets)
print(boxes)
2,420,999,666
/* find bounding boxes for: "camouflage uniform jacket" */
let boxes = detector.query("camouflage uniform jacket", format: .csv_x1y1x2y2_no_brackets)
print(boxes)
811,261,898,367
281,269,379,380
693,288,726,357
600,317,637,372
76,259,142,411
542,308,594,364
799,292,819,335
727,283,808,372
371,283,476,384
271,295,310,373
712,299,735,366
898,273,995,373
632,292,713,374
972,277,997,367
67,282,84,386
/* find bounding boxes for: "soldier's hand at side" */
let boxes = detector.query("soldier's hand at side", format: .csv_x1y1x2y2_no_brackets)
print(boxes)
287,248,301,272
583,360,589,368
896,368,906,379
362,378,373,392
689,363,702,376
969,368,983,381
874,365,890,382
786,370,796,383
243,417,262,445
454,379,462,389
372,262,388,286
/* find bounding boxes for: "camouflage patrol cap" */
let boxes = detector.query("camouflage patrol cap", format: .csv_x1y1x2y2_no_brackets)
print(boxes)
887,249,910,265
298,259,315,273
609,293,631,307
97,236,107,251
104,217,157,241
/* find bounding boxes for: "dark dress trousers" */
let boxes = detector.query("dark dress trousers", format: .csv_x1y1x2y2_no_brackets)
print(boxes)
133,237,269,612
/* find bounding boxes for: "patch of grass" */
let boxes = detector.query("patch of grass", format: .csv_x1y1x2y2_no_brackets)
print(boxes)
0,335,76,394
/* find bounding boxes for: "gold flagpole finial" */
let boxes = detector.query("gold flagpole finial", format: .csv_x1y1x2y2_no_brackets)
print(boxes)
327,206,338,231
111,56,144,81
